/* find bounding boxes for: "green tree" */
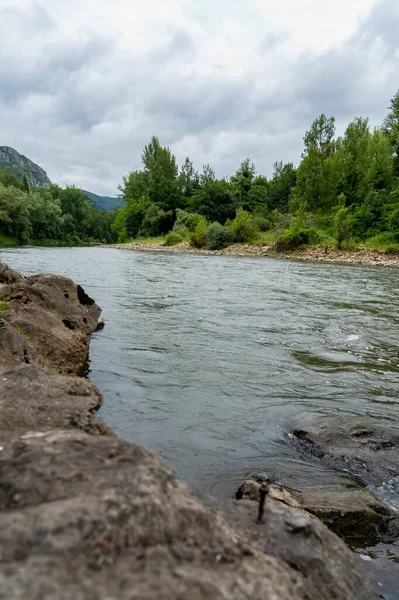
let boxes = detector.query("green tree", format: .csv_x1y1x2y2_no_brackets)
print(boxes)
231,159,256,209
268,162,296,212
141,136,181,211
303,114,336,159
382,89,399,175
22,173,30,193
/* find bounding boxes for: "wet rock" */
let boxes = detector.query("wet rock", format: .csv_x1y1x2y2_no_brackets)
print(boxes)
0,429,378,600
291,417,398,487
0,263,102,375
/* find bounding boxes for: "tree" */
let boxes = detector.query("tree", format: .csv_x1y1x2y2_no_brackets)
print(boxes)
335,193,349,249
382,89,399,175
0,167,23,189
303,114,336,159
22,173,30,193
268,162,296,212
179,157,199,200
141,136,181,211
231,159,256,208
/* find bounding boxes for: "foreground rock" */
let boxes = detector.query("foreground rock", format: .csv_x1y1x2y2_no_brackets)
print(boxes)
237,417,399,543
0,364,112,437
0,421,377,600
0,263,102,374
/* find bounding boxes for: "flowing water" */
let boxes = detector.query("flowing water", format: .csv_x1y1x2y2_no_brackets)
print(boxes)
2,246,398,598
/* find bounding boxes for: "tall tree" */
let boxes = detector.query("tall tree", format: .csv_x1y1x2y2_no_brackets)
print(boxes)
141,136,181,210
382,89,399,175
303,114,336,159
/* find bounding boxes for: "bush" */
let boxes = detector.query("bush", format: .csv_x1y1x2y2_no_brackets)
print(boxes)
226,209,259,243
174,209,204,232
189,217,208,248
164,231,183,246
274,227,323,250
204,222,233,250
253,215,271,232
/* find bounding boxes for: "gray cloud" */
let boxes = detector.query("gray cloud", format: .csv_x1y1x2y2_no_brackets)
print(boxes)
0,0,398,195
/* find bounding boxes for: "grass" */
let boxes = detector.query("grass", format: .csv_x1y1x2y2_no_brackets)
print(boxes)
0,234,19,247
0,300,9,312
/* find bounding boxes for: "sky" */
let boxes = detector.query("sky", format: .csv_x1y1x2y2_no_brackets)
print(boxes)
0,0,398,196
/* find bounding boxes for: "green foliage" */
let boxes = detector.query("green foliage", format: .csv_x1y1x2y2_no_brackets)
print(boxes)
174,208,204,232
335,208,349,249
204,222,233,250
226,209,259,243
22,173,30,193
275,227,323,250
189,217,208,248
0,167,23,190
164,231,184,246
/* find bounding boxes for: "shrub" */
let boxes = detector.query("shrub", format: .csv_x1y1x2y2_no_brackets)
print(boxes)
274,226,323,250
253,215,271,232
189,217,208,248
226,209,259,243
174,209,204,232
335,207,350,249
204,222,233,250
164,231,183,246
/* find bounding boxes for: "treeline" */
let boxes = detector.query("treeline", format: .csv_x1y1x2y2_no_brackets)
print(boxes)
0,168,115,245
113,89,399,251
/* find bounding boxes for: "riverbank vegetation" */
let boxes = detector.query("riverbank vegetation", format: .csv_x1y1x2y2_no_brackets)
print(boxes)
0,168,115,245
113,89,399,254
2,90,399,252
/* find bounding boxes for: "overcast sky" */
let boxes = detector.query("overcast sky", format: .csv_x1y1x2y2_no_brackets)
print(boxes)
1,0,398,196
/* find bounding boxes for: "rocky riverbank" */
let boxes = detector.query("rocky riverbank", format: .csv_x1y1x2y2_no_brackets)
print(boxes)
106,241,399,267
0,261,382,599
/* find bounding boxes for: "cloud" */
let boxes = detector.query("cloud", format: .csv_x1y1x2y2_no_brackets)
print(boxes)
0,0,398,195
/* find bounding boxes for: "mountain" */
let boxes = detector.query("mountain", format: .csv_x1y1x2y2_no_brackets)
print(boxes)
0,146,51,187
82,190,121,212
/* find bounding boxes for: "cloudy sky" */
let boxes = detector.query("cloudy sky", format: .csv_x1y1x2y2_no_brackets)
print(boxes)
1,0,398,196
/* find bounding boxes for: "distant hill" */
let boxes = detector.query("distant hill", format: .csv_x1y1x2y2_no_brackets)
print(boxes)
82,190,121,212
0,146,51,187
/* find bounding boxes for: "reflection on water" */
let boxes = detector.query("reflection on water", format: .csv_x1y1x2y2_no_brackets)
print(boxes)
2,246,398,597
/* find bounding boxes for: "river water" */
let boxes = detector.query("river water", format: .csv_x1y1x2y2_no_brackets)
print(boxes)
2,246,398,598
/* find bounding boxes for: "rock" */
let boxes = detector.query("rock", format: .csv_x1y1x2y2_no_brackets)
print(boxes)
236,480,301,508
0,264,102,375
0,427,377,600
0,263,23,284
291,417,399,486
0,319,32,368
0,364,111,436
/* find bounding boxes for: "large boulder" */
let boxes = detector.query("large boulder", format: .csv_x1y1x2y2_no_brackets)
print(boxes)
0,426,377,600
0,263,102,375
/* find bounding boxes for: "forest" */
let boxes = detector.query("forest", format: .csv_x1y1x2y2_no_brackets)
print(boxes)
0,170,114,246
1,89,399,251
112,89,399,252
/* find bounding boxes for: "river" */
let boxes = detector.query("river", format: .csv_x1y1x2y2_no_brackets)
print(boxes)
1,246,398,598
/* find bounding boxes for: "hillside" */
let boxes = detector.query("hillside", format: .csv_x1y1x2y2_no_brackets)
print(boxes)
82,190,121,211
0,146,51,187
